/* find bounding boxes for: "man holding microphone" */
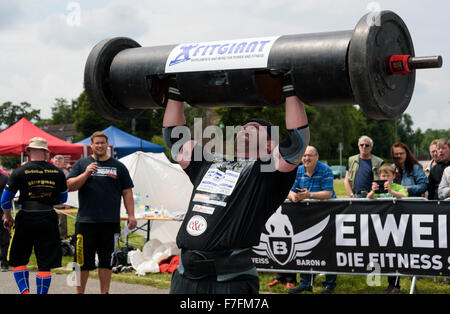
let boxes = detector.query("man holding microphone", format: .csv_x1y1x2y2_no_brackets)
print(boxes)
67,131,136,294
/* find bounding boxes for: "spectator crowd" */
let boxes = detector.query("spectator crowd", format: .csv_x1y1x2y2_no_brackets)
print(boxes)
268,136,450,294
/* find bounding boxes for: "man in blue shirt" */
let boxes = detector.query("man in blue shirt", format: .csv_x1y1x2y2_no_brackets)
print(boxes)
288,146,336,201
287,145,337,294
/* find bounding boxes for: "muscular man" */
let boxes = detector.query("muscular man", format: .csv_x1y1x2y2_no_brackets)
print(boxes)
164,75,309,294
1,137,68,294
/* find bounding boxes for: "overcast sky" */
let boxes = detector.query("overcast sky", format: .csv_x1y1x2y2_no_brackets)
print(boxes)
0,0,448,131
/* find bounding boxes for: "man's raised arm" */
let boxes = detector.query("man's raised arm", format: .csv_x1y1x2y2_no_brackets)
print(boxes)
162,79,196,169
274,76,310,173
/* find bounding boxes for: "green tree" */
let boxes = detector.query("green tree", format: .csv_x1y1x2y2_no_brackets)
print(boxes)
72,91,164,142
308,106,366,161
0,101,40,128
73,91,114,141
419,128,450,158
50,98,77,124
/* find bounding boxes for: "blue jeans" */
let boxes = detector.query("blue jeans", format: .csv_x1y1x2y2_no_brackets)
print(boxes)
299,273,337,291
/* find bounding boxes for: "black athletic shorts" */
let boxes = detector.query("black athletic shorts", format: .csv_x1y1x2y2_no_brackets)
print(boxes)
8,210,61,271
74,222,120,271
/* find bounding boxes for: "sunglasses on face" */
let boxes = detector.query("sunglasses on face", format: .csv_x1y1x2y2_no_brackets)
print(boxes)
359,144,371,148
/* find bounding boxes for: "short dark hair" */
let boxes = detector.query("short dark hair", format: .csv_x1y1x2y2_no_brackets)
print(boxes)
245,118,273,139
90,131,108,143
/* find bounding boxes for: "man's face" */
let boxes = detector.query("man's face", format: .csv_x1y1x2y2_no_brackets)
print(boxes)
235,122,270,158
301,147,319,169
429,144,438,161
91,136,108,157
438,144,450,163
358,140,373,156
54,158,64,169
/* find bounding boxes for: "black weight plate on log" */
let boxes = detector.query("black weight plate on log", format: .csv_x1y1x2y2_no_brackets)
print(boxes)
348,11,415,119
84,37,145,121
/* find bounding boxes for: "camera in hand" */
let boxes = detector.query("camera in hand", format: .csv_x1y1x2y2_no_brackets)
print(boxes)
374,180,388,194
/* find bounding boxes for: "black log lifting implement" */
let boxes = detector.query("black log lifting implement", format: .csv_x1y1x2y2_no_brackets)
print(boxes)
84,10,442,121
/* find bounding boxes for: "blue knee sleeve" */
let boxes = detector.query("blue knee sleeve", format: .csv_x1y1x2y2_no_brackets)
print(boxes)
13,268,30,294
36,273,52,294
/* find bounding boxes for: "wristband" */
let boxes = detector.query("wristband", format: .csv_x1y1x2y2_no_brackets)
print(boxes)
168,78,184,102
282,74,296,98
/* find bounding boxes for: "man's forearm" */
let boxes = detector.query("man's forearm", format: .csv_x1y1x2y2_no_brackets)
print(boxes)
344,182,353,195
122,189,135,217
311,190,333,200
344,173,354,196
67,172,90,192
163,99,186,127
285,96,308,129
2,209,12,220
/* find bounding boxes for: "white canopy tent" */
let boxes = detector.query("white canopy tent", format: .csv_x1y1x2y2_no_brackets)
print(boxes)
119,151,192,243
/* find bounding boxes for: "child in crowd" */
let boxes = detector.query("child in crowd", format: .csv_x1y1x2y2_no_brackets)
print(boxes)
367,163,408,199
367,163,408,294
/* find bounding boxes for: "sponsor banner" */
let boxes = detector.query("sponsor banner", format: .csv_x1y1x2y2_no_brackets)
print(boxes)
165,36,280,73
252,200,450,277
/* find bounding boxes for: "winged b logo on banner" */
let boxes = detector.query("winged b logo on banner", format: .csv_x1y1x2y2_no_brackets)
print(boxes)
253,207,329,265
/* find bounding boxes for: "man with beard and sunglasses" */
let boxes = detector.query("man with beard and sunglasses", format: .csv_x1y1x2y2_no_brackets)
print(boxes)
344,136,384,198
163,75,309,294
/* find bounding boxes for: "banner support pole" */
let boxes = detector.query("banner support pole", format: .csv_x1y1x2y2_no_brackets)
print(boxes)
409,276,417,294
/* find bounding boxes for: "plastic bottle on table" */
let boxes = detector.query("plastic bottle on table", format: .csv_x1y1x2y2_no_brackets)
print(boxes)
144,194,151,213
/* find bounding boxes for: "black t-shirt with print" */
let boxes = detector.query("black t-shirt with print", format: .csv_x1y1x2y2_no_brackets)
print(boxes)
67,156,134,223
5,161,67,207
177,150,297,252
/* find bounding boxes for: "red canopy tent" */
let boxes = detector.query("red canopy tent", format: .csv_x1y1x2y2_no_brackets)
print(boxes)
0,117,84,157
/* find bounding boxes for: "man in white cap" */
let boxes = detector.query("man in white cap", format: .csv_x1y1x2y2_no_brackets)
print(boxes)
1,137,68,294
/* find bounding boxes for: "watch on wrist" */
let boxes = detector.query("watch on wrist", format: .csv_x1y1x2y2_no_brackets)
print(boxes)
309,192,313,199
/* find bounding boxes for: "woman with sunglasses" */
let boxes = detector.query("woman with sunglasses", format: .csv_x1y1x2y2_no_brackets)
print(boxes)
391,142,428,197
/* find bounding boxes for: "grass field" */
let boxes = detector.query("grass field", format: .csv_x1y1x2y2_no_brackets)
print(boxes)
21,181,450,294
334,179,347,197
